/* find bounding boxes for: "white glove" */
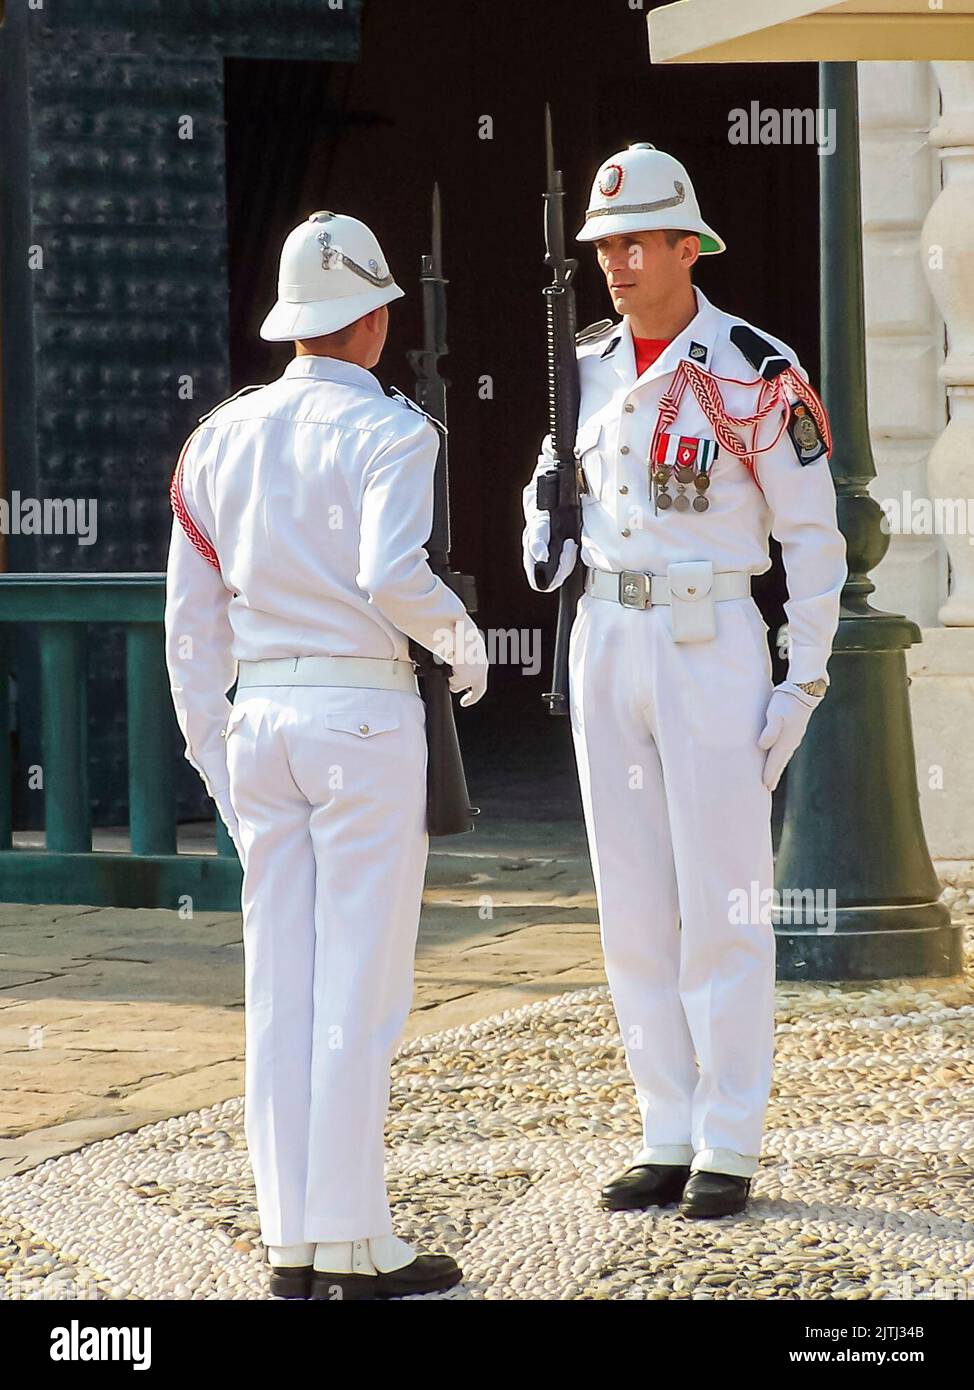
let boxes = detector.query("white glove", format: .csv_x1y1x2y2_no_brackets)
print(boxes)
523,515,578,592
757,682,823,791
213,789,242,858
447,623,489,707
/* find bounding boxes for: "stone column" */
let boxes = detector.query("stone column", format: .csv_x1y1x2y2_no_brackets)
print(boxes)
908,61,974,870
859,62,945,627
922,62,974,625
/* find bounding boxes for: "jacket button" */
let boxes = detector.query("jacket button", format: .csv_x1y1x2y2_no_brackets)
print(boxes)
620,445,630,455
619,485,629,495
359,723,370,734
624,403,635,413
621,528,631,538
219,728,227,739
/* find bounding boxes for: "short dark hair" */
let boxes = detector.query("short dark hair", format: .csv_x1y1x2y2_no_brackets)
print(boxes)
312,321,359,348
296,320,360,351
663,229,699,248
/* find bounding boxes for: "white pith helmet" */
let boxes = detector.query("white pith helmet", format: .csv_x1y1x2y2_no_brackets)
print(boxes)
576,143,725,254
259,211,404,341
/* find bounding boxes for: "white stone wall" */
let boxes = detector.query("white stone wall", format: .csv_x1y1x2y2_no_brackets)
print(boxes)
859,62,947,627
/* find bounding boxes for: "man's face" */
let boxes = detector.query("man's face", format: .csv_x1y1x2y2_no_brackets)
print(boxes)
594,230,700,317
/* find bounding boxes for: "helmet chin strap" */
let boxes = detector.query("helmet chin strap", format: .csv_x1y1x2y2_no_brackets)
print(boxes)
583,180,687,227
314,229,396,288
307,210,396,288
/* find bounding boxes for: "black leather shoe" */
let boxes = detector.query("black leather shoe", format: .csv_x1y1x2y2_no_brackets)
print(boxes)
600,1163,691,1211
679,1171,751,1219
268,1264,313,1299
310,1253,462,1301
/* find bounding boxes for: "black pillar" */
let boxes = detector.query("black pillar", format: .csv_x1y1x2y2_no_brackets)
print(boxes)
773,62,960,981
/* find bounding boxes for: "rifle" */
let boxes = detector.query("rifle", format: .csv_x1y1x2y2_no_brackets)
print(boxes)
535,105,584,716
407,184,479,836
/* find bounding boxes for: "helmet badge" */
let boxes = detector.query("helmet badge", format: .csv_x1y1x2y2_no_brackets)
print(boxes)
598,163,625,199
316,230,337,270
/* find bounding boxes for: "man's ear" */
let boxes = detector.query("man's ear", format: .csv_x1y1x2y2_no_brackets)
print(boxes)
681,235,702,271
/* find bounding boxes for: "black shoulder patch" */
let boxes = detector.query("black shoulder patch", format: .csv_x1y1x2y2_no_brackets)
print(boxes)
575,318,616,346
728,324,791,382
198,384,264,424
388,386,447,435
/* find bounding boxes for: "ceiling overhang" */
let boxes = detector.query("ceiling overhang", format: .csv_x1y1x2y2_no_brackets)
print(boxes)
648,0,974,63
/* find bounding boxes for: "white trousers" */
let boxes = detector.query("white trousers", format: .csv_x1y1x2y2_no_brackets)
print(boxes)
225,685,428,1246
569,590,776,1178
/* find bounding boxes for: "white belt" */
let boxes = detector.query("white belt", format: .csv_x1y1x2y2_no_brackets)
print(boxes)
586,567,750,610
236,655,419,693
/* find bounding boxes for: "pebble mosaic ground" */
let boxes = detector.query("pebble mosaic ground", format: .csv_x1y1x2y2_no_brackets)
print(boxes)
1,903,972,1301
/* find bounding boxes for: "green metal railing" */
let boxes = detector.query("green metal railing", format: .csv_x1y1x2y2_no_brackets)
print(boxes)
0,574,242,909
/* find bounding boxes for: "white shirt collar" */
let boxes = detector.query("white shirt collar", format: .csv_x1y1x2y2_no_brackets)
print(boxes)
606,286,721,387
282,354,384,394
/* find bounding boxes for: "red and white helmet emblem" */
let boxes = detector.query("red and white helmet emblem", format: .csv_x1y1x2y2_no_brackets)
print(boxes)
598,163,625,199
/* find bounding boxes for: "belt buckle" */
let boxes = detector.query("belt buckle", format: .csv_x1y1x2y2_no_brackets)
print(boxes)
619,570,650,609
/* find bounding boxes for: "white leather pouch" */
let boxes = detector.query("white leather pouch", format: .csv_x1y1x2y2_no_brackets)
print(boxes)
667,560,716,643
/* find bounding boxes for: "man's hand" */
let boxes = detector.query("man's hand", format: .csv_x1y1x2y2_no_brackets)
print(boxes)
523,514,578,591
758,681,823,791
448,624,489,707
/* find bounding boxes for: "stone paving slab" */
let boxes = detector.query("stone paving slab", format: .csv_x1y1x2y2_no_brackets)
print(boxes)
0,839,599,1176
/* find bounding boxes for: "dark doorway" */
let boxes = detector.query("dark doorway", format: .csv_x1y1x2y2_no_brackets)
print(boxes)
224,0,821,828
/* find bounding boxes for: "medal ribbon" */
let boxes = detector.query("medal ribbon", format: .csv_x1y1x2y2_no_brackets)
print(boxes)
654,435,717,470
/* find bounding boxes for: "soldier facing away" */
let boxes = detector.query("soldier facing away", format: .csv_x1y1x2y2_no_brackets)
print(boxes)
165,211,488,1298
523,144,847,1217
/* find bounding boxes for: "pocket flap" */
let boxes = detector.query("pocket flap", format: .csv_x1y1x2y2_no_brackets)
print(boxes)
221,703,248,740
667,560,714,602
574,421,604,457
324,711,401,738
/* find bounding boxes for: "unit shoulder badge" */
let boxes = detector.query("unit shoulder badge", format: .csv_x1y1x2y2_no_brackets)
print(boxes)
389,386,447,434
787,402,828,465
197,384,265,424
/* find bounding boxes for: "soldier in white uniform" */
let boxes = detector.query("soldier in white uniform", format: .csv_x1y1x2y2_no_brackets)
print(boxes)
165,211,488,1297
523,146,847,1218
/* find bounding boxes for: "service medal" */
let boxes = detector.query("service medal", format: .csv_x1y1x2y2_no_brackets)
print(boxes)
652,431,720,515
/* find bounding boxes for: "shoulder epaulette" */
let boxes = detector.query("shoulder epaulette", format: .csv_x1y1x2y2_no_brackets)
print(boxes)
388,386,447,435
575,319,616,347
728,325,792,383
197,384,265,424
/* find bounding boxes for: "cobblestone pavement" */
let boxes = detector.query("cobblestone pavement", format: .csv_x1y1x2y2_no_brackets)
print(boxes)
1,909,971,1301
0,820,597,1177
